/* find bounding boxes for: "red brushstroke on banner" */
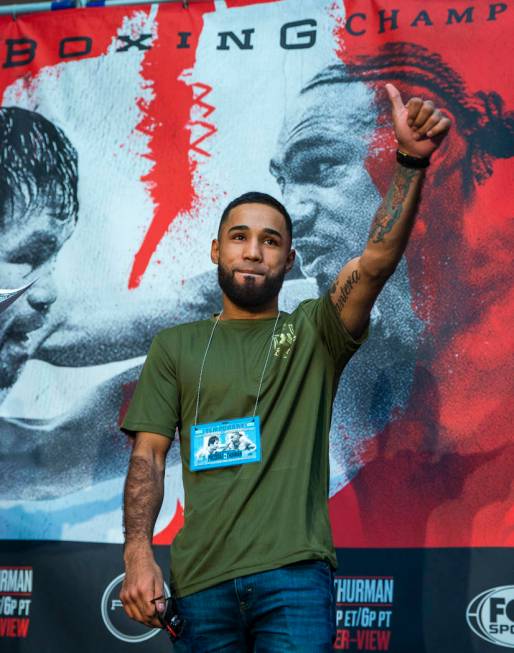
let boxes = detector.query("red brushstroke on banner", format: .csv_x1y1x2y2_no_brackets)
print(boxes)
153,501,184,544
128,3,214,288
188,82,217,157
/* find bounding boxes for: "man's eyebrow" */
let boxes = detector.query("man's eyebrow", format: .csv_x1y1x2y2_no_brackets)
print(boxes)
227,224,249,232
263,227,283,239
227,224,283,239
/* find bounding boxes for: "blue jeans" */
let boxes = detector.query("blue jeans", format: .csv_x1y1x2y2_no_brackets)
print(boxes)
173,560,336,652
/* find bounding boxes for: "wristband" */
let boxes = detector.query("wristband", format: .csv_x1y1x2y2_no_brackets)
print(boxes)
396,149,430,169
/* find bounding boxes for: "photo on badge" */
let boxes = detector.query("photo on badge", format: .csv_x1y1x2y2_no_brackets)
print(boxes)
190,417,261,471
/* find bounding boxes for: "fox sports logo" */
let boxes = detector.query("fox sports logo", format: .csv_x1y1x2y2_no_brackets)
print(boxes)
101,573,170,644
467,586,514,648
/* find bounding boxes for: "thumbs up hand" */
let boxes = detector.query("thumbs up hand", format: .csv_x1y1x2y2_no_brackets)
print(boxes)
385,83,451,159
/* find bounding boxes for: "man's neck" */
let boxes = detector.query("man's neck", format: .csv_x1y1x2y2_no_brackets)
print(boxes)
220,296,279,320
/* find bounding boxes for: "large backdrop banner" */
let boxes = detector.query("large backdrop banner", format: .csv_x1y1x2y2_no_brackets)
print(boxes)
0,0,513,651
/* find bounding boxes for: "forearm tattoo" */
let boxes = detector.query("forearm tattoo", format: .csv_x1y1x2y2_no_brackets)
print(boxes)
123,455,164,545
368,166,421,244
330,269,361,313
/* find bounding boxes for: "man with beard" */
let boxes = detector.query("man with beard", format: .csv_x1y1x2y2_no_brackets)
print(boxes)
119,84,450,650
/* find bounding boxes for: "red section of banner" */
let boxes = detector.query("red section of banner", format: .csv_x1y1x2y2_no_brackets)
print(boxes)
329,0,514,548
128,2,214,288
337,1,512,102
153,501,184,544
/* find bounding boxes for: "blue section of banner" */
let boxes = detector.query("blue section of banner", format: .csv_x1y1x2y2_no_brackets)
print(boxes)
50,0,75,9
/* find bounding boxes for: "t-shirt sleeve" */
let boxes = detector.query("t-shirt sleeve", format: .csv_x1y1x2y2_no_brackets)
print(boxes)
120,333,180,439
300,291,368,369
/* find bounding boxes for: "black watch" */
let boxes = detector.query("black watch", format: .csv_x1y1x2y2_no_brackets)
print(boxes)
396,149,430,169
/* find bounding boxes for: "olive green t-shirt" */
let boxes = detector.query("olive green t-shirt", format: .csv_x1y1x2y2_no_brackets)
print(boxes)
121,293,366,597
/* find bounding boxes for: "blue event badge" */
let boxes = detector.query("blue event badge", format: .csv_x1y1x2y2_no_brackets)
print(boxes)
190,416,261,472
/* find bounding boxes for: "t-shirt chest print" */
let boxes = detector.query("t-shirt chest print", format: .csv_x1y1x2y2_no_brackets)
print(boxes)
272,323,296,358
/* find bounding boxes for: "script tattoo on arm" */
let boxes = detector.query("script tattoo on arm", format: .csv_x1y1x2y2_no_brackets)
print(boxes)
328,164,424,337
330,269,361,314
123,455,164,546
368,166,420,244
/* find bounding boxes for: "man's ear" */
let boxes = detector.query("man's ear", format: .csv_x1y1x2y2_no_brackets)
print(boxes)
211,239,219,265
285,248,296,273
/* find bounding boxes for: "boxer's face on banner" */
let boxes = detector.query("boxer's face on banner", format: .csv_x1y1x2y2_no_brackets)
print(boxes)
0,198,73,390
270,81,380,288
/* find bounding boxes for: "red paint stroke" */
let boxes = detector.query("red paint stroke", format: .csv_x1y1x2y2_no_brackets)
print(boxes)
153,500,184,545
128,3,214,289
189,120,217,157
189,82,217,157
192,82,215,118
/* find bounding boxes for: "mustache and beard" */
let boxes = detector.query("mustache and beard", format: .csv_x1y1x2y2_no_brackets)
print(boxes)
217,261,287,313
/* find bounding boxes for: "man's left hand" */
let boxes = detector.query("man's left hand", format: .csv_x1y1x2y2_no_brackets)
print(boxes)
386,83,451,159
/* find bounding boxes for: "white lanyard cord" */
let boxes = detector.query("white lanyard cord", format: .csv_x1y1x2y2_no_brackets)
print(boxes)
252,311,281,417
194,311,222,427
194,310,281,425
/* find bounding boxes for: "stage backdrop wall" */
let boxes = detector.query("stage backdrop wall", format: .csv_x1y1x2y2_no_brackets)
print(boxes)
0,1,513,651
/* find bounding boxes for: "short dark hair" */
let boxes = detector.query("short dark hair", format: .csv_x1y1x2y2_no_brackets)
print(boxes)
0,107,79,230
207,435,219,446
218,191,293,243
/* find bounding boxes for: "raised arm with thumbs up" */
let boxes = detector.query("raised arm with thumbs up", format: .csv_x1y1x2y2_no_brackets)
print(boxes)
328,83,451,339
385,83,451,158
